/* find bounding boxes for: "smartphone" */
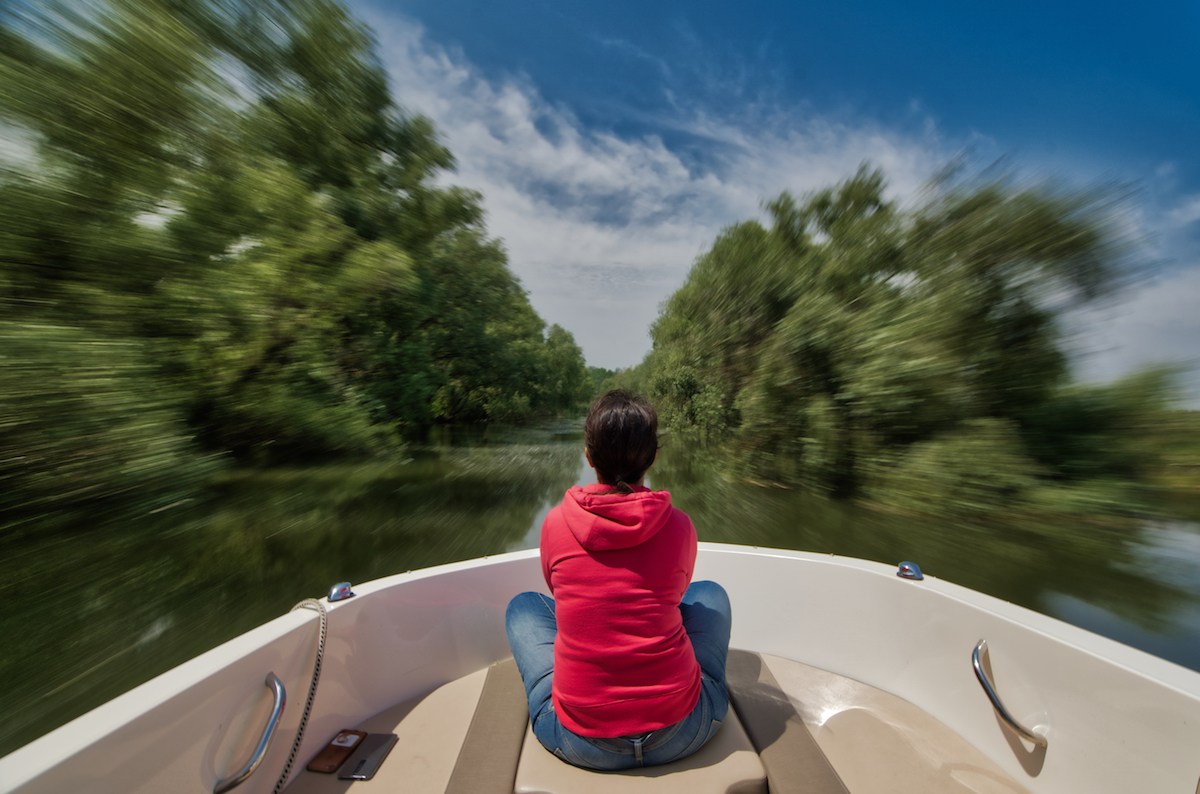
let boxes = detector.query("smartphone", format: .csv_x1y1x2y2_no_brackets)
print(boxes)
305,729,367,774
337,733,399,781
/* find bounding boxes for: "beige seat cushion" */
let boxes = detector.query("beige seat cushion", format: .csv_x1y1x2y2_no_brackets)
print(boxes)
284,667,491,793
727,649,849,794
284,650,1025,794
514,707,766,794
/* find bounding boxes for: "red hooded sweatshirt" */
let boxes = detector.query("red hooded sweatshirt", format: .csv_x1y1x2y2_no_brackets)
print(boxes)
541,483,700,737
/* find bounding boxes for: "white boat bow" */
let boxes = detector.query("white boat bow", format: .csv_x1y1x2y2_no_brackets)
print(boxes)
2,543,1198,793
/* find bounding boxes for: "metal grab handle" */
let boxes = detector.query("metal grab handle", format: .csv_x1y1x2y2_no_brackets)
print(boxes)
972,640,1047,748
214,673,287,794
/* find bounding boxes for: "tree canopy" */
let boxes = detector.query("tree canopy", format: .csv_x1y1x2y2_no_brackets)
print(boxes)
1,0,589,536
645,166,1172,513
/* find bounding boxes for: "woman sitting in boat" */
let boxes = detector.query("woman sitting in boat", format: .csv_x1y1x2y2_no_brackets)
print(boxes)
506,389,732,770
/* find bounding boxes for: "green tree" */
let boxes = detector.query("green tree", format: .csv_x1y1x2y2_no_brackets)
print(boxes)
540,325,591,413
648,166,1129,504
1,0,589,533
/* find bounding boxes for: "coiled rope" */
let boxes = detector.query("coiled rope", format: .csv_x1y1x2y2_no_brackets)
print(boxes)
272,598,328,794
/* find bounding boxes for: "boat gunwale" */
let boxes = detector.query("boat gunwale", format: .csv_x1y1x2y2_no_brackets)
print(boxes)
4,543,1200,793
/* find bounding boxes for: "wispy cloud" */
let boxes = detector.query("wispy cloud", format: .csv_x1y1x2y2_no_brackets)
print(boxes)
1167,195,1200,228
363,9,950,368
591,34,673,82
360,7,1198,400
1068,265,1200,405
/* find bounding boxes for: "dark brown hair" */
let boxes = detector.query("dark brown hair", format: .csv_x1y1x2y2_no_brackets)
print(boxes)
584,390,659,493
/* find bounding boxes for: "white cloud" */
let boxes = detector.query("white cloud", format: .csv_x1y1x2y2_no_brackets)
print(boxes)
1068,266,1200,406
361,9,950,369
1167,195,1200,229
358,8,1199,405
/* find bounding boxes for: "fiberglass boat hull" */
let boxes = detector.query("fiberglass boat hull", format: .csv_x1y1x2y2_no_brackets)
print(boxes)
1,544,1198,793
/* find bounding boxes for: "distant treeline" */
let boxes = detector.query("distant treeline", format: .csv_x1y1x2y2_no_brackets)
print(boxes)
630,167,1195,517
0,0,589,535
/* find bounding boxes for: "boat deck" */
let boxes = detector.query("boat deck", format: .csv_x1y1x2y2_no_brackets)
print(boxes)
283,650,1026,794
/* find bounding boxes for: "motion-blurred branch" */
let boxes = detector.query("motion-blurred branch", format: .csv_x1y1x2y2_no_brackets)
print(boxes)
1,0,590,539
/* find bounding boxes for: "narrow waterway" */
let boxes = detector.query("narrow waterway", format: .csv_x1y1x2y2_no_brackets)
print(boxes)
1,424,1198,757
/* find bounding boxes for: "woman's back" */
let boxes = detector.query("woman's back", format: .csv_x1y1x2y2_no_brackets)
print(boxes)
506,389,730,771
542,483,700,737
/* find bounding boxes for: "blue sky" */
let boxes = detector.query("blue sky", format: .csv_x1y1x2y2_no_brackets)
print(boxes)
357,0,1199,398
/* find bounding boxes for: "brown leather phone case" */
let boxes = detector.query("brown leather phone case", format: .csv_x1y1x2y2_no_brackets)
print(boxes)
305,729,368,773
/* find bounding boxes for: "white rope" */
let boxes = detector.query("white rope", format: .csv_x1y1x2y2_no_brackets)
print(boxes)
272,598,328,794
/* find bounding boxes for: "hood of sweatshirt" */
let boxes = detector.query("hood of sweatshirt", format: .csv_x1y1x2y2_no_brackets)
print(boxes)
561,483,674,551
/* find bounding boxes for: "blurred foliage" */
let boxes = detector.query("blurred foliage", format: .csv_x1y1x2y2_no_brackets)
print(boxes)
868,418,1047,515
0,436,583,756
1140,409,1200,498
650,435,1197,648
1,0,589,536
647,166,1192,515
0,322,217,533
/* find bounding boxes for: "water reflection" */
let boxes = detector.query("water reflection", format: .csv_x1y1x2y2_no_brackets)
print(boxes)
1,426,1198,758
507,448,592,551
0,427,583,757
651,439,1200,672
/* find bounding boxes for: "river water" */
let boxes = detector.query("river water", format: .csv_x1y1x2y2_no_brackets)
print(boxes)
2,423,1199,757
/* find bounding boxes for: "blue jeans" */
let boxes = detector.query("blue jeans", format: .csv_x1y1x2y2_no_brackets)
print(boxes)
505,580,732,770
